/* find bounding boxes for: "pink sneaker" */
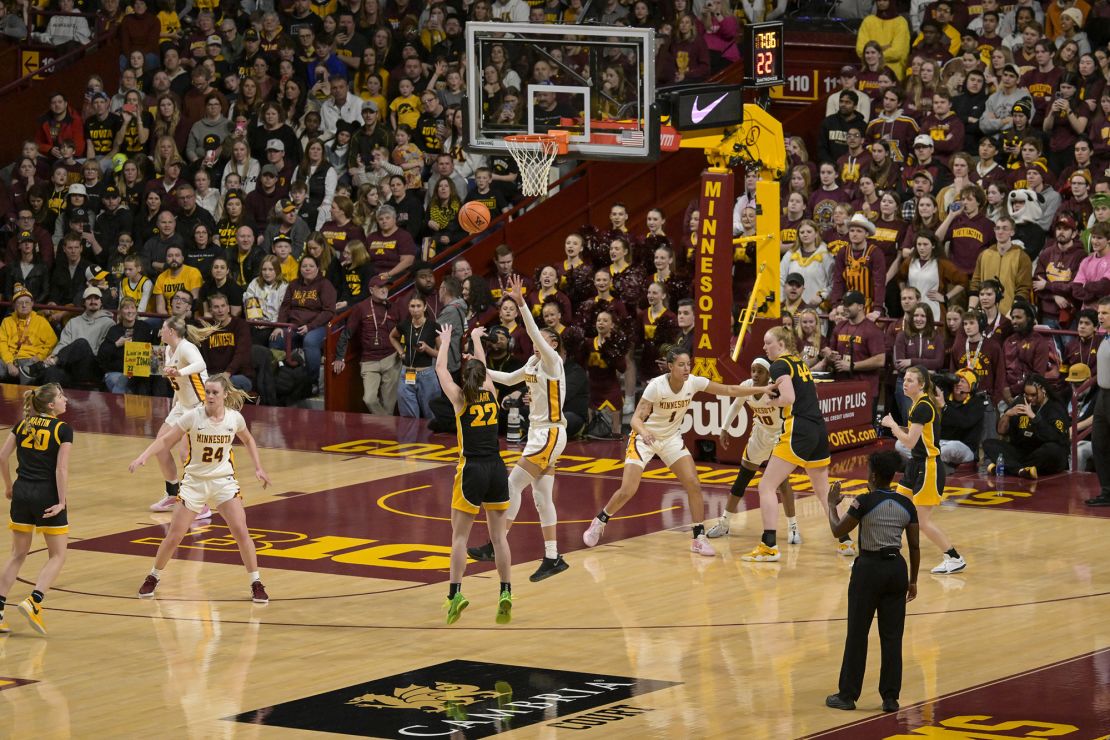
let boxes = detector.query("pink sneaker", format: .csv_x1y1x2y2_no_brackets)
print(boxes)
583,518,606,547
149,495,177,512
194,506,212,521
690,535,716,557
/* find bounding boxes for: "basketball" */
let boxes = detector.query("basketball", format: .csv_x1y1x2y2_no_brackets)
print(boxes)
459,201,492,234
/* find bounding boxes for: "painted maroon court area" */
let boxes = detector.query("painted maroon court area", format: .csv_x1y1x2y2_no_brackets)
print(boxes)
806,648,1110,739
70,469,694,582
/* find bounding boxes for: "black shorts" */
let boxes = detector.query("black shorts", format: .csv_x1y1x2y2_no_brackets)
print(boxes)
896,456,946,506
452,456,510,515
9,479,68,535
773,416,831,469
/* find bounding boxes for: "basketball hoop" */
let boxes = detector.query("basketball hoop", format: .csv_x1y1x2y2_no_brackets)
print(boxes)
504,130,569,197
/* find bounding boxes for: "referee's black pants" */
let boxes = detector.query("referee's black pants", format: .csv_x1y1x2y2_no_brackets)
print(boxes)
1093,390,1110,498
838,551,908,703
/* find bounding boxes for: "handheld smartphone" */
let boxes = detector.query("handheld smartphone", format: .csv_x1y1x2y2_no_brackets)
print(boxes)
123,103,137,114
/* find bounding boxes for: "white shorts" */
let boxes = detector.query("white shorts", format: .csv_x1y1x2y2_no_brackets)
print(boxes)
520,425,567,470
179,475,241,513
164,401,200,428
624,431,690,469
743,426,778,466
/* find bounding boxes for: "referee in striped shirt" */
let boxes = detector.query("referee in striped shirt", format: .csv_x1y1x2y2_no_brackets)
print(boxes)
825,450,920,714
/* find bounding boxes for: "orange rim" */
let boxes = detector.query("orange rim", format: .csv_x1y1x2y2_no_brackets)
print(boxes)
505,130,569,154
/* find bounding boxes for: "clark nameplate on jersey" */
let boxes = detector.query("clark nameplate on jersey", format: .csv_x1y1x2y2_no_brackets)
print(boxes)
228,659,679,738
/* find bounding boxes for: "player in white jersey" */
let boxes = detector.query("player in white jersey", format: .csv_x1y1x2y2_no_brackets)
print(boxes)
148,316,218,517
710,358,800,542
582,348,769,556
467,275,571,582
129,374,273,603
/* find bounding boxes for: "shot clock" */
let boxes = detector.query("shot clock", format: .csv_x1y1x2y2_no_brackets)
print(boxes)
744,21,785,88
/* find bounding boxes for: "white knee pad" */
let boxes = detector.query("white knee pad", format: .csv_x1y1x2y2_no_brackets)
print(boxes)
506,466,534,521
532,474,558,528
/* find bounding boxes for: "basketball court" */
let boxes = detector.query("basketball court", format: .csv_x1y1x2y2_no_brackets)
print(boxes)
0,388,1107,738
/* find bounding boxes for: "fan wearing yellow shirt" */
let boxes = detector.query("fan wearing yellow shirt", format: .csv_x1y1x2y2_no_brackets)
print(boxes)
154,246,204,314
389,78,422,130
272,235,300,283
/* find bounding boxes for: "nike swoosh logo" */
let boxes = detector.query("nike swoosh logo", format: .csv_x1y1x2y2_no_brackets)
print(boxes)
691,93,729,124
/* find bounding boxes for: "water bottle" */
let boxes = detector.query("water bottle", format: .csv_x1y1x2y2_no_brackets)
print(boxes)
995,453,1005,478
507,402,522,444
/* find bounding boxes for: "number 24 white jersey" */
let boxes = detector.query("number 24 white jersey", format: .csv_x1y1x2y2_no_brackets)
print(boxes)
641,373,710,439
176,406,245,479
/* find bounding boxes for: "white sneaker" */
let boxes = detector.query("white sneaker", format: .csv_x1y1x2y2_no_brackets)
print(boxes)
838,540,857,557
690,535,716,557
931,555,966,574
194,506,212,521
150,495,177,512
622,397,635,415
706,516,730,538
788,523,802,545
583,518,606,547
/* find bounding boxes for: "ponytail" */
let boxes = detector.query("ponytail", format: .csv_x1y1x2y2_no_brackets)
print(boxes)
461,358,486,407
768,325,797,354
23,383,62,420
205,373,251,410
164,315,221,345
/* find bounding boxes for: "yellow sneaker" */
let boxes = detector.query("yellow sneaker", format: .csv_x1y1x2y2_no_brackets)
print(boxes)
0,619,10,634
19,598,46,636
838,540,858,557
741,543,781,562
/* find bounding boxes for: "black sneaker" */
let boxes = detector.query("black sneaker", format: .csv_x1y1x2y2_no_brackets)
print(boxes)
825,694,855,711
529,555,569,582
882,698,899,713
1086,495,1110,507
467,542,495,561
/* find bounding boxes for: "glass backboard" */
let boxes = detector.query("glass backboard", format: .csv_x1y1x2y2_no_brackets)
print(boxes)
464,23,658,161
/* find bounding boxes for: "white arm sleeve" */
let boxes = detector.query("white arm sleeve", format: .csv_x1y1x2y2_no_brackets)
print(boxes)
486,367,527,386
176,341,208,377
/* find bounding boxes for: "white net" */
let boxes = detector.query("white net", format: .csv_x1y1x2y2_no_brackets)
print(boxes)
505,136,560,197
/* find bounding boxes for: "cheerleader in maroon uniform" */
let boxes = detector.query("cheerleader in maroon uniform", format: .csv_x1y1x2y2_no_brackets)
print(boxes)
526,265,573,323
649,244,689,310
556,233,594,305
581,309,628,438
637,282,677,381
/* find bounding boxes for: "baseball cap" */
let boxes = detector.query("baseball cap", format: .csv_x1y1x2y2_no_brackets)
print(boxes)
18,230,34,242
244,28,259,42
954,368,978,390
103,184,120,198
83,286,103,299
279,198,296,213
1092,193,1110,209
913,133,934,148
369,275,390,288
260,164,279,177
912,168,935,183
206,34,223,45
362,99,379,113
85,266,109,282
785,272,805,286
839,64,857,77
1054,213,1077,230
1001,63,1021,77
1066,364,1092,382
91,90,109,101
203,133,221,151
842,291,866,306
265,138,285,152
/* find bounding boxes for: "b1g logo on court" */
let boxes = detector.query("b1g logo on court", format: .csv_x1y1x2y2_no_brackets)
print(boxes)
228,660,678,738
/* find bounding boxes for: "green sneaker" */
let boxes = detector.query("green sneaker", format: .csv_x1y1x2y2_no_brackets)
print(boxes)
495,589,512,625
445,593,469,625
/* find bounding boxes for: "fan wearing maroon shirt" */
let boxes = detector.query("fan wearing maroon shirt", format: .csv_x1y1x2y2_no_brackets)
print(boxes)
200,293,254,391
1033,214,1087,329
836,126,872,196
901,135,950,193
829,214,886,317
1043,73,1089,174
818,291,887,414
950,309,1007,404
1063,309,1102,371
1020,39,1064,125
319,195,365,257
489,244,534,302
936,184,994,275
919,91,965,165
1002,301,1061,404
332,275,400,415
808,162,852,226
364,205,417,283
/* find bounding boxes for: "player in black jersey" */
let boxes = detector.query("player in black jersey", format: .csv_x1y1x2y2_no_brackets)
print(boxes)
434,323,513,625
0,384,72,636
881,366,966,575
743,327,854,563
